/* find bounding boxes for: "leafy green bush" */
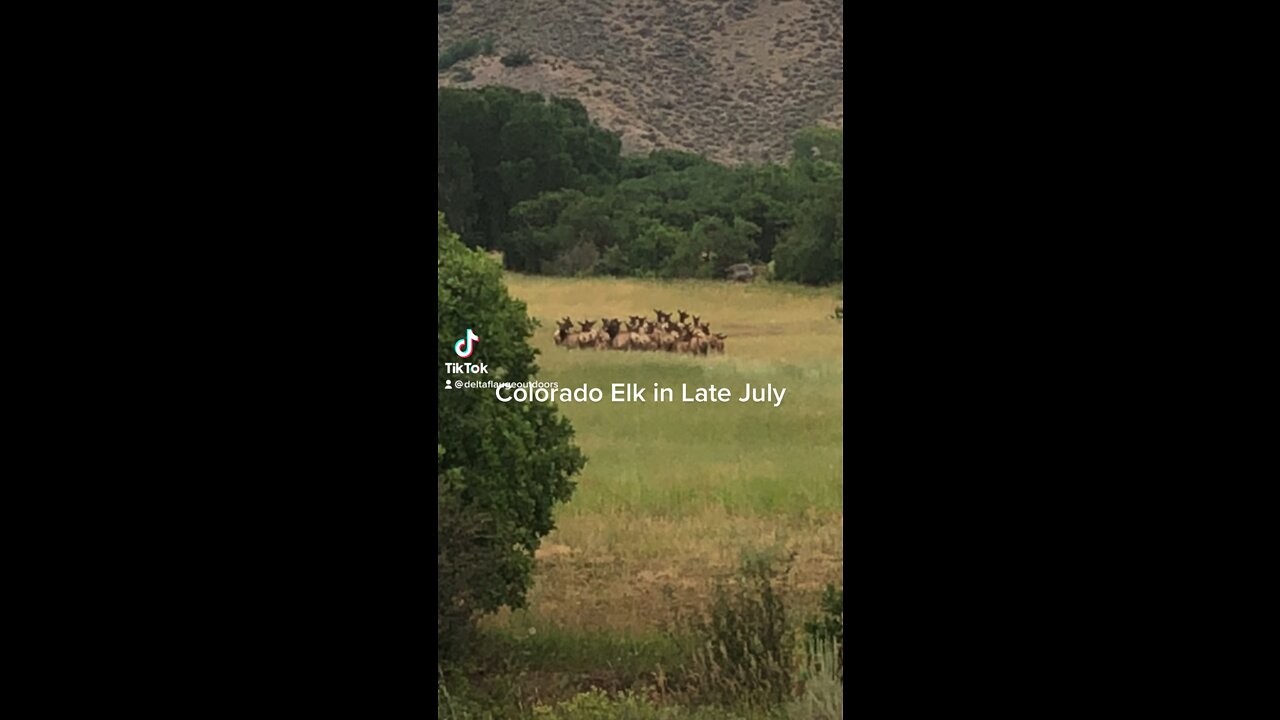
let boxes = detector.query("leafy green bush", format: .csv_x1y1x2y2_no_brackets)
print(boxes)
437,213,585,659
438,0,453,13
501,50,534,67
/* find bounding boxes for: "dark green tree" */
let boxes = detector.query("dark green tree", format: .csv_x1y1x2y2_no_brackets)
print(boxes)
773,129,843,284
437,87,621,252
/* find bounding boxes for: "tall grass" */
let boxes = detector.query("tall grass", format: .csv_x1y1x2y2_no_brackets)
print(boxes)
786,640,843,720
676,551,795,708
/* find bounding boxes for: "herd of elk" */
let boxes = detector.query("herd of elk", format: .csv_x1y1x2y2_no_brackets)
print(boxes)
553,308,727,355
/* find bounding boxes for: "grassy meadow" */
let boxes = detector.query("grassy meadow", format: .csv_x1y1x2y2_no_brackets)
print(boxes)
478,275,843,668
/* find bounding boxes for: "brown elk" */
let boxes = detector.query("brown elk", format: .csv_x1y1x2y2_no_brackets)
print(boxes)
553,317,573,346
674,327,694,354
659,321,679,351
554,310,725,356
566,319,597,349
593,318,617,350
610,318,633,351
633,321,660,351
690,331,708,355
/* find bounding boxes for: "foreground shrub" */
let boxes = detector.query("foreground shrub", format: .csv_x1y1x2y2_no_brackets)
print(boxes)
437,213,585,659
787,640,842,720
681,551,795,707
803,584,843,681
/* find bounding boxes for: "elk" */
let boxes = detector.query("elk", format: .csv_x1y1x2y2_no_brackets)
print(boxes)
659,321,679,351
593,318,617,350
690,331,708,355
553,309,726,356
610,318,633,351
553,317,573,346
633,321,660,351
567,319,597,349
674,327,694,354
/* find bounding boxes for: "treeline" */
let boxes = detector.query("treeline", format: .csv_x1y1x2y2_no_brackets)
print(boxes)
438,86,843,285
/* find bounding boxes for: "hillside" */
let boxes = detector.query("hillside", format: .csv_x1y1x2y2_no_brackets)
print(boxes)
437,0,844,165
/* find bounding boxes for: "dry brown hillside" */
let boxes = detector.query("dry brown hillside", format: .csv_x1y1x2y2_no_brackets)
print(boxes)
437,0,843,165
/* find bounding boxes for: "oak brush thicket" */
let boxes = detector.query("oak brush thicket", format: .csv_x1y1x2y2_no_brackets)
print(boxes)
438,86,842,285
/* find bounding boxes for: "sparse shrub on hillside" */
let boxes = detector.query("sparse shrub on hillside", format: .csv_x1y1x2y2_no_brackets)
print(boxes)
439,34,495,71
437,0,453,13
437,0,842,163
452,66,474,82
438,37,483,70
501,49,533,67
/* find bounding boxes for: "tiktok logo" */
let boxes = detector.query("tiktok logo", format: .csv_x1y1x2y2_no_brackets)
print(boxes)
454,328,480,358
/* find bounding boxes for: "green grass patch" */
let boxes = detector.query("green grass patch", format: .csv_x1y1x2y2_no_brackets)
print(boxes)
509,274,843,519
